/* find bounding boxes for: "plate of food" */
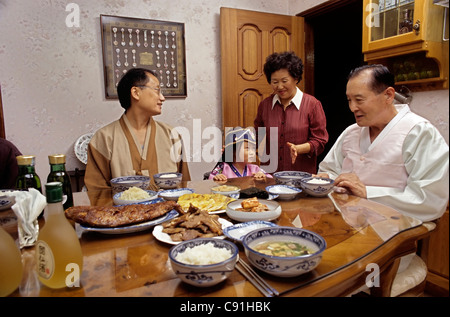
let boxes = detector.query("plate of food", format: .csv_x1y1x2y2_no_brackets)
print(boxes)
65,200,181,234
177,193,236,214
153,205,233,245
226,198,281,222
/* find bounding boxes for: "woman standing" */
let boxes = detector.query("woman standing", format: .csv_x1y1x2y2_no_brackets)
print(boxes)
254,51,328,174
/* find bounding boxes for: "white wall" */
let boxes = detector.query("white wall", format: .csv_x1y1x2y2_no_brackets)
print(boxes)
1,0,448,184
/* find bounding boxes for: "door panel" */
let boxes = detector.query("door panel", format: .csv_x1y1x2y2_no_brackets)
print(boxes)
220,7,304,129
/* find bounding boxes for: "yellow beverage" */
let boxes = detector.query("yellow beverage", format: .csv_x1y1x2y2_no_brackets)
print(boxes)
0,226,23,297
36,182,83,289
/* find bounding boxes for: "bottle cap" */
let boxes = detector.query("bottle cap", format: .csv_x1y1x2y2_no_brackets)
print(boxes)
48,154,66,164
45,182,63,203
17,155,35,166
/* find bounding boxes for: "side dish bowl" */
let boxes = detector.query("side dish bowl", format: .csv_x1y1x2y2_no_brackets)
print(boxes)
273,171,312,188
159,188,195,201
300,177,335,197
242,226,326,277
110,176,151,194
265,185,302,200
211,185,240,197
153,172,182,189
113,189,159,206
169,238,239,287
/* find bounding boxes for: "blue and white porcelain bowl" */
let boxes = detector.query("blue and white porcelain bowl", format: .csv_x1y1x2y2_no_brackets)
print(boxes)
159,188,195,201
0,190,15,211
169,238,239,287
110,175,151,194
265,185,302,200
153,172,182,189
273,171,312,188
242,226,326,277
300,177,335,197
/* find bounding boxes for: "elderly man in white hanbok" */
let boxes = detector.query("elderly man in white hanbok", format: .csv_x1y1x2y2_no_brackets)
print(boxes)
318,64,449,296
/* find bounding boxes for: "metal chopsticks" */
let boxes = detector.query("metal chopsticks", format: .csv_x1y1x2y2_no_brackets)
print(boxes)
236,258,279,297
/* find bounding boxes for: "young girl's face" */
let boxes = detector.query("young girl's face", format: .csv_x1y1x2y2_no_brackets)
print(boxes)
237,140,256,163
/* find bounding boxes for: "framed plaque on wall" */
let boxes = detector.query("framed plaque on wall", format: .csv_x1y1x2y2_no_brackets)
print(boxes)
100,14,187,99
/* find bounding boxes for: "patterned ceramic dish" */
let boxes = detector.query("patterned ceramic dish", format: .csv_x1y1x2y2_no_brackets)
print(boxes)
226,199,281,222
74,132,94,164
110,175,151,194
113,189,159,206
223,220,278,243
153,172,182,189
168,238,238,287
300,177,335,197
242,226,326,277
0,190,15,211
265,185,302,200
273,171,312,188
159,188,195,201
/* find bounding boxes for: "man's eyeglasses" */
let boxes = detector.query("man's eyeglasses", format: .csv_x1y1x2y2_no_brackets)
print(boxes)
136,85,162,95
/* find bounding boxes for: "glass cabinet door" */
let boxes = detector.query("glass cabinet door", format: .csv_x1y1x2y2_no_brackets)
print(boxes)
371,0,416,42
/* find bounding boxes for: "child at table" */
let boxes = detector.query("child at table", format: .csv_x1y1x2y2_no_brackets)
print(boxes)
209,127,272,181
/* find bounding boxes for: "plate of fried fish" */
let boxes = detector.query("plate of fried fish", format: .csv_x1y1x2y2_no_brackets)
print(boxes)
65,199,181,234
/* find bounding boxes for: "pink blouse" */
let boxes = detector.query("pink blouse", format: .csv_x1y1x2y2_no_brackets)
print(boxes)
208,162,272,180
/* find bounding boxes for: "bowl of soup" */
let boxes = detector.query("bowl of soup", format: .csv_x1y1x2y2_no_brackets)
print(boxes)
242,227,326,277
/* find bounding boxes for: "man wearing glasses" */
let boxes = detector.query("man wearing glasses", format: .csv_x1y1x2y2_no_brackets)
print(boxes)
85,68,190,191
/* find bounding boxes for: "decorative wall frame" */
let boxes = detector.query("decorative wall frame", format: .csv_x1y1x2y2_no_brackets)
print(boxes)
100,14,187,98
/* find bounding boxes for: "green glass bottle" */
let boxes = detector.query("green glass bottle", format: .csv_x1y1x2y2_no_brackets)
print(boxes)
47,154,73,210
15,155,42,193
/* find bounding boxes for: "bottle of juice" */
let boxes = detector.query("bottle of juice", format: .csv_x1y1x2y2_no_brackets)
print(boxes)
35,182,83,289
0,226,24,297
47,154,74,209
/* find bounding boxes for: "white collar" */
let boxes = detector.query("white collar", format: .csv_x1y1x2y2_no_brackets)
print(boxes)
360,104,411,153
272,87,303,110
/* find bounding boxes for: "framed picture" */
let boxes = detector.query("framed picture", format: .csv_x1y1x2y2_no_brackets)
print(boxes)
100,14,187,98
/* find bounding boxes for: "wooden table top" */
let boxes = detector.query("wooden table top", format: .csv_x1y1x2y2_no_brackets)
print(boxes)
4,176,429,297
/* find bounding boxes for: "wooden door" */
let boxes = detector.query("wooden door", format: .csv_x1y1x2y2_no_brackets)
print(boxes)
220,7,304,129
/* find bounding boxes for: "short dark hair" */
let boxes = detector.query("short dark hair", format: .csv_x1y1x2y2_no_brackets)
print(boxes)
348,64,395,94
263,51,304,84
117,68,157,111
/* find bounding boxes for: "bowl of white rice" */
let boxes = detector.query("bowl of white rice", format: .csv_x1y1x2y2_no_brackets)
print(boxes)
169,238,238,287
113,187,158,205
300,177,334,197
153,172,182,189
265,184,302,200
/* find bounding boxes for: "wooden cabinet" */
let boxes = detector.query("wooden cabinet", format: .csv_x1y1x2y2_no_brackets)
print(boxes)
362,0,449,90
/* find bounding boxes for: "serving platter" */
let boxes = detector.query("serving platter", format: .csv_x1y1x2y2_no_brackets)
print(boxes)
226,199,282,222
152,218,233,245
79,209,178,234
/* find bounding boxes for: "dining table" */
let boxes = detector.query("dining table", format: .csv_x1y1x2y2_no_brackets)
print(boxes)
2,176,432,298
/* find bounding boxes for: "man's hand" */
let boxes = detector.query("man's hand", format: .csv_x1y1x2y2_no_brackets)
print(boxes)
334,173,367,198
